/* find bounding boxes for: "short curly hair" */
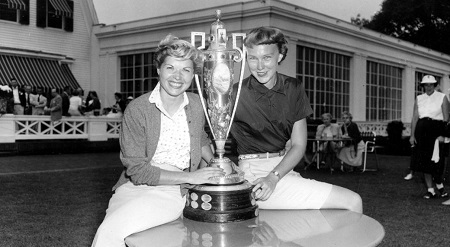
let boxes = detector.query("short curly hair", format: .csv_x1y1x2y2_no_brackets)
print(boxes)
154,34,203,69
244,27,288,64
342,111,353,120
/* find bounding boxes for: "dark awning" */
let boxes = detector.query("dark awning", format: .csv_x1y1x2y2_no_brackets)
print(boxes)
7,0,26,10
49,0,72,18
0,54,80,90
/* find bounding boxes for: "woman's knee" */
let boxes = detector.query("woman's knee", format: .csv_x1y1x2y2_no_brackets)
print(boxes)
323,186,363,213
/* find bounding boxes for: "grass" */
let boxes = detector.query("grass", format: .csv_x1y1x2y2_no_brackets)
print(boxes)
0,152,449,246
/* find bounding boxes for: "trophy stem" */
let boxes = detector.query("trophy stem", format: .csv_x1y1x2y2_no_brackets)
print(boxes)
215,139,226,159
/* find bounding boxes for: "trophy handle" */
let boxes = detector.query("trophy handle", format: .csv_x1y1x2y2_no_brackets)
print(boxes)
232,33,246,62
195,74,216,140
226,33,247,138
191,32,206,50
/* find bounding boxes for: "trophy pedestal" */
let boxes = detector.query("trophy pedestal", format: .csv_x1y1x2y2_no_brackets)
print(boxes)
183,181,258,223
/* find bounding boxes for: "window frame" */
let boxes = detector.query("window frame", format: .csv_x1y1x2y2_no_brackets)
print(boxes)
365,61,403,121
0,0,29,24
36,0,73,32
296,45,351,119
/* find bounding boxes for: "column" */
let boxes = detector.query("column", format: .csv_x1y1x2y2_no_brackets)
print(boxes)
350,54,367,121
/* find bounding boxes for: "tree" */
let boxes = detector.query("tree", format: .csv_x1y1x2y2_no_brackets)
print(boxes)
355,0,450,55
350,14,370,27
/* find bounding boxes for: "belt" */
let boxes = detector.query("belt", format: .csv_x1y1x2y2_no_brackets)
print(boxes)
238,149,286,160
420,117,443,122
14,103,21,105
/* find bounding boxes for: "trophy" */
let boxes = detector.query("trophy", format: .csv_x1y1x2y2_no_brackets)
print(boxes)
183,10,258,223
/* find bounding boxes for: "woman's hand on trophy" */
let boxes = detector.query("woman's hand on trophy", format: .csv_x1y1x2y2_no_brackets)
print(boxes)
252,175,278,201
189,167,225,184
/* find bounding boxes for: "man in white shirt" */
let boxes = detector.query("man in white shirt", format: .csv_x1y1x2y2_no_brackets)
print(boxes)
9,78,24,115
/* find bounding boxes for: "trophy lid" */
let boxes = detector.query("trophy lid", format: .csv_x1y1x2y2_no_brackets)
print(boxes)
209,9,227,50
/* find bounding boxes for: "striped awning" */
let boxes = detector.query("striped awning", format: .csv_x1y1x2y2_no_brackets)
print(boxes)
7,0,26,10
0,54,80,90
49,0,72,18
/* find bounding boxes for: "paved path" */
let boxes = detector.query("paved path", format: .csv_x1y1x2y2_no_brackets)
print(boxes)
0,152,122,175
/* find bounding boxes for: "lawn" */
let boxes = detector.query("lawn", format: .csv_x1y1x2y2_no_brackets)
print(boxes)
0,153,449,246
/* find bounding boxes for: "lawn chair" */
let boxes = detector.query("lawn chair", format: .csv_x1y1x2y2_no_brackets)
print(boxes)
361,131,380,172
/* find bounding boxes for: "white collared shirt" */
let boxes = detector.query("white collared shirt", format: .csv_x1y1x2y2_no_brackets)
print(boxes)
12,87,20,104
417,91,446,120
149,83,191,171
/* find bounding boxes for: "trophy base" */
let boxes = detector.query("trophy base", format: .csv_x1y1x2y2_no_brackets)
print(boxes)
183,181,258,223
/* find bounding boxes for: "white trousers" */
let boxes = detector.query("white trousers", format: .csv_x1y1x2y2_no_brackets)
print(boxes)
91,182,185,247
239,156,332,209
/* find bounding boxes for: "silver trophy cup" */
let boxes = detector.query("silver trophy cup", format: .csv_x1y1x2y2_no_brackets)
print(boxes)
191,10,246,184
184,10,258,223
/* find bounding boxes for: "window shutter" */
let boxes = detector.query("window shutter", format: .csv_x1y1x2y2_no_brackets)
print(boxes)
19,0,30,25
36,0,47,28
64,0,73,32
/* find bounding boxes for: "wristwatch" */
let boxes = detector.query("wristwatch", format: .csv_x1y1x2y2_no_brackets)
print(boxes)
271,170,281,180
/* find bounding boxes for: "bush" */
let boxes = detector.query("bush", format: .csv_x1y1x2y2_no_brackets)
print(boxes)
386,120,407,155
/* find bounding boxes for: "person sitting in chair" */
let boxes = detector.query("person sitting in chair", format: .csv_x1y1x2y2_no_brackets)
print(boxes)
315,113,342,168
337,111,364,172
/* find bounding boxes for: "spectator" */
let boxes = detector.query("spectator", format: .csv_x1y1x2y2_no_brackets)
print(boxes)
0,84,12,115
44,89,62,122
8,78,24,115
337,111,364,172
409,75,449,199
126,96,134,108
315,113,342,168
68,90,84,116
106,92,125,118
85,91,101,116
31,87,47,115
114,92,126,113
76,87,86,114
62,86,71,116
22,85,34,115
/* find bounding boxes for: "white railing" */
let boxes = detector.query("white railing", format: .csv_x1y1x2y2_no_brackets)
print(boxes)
0,115,412,144
0,114,122,143
355,121,411,137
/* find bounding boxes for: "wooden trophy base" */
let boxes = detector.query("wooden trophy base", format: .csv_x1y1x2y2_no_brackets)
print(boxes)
183,181,258,223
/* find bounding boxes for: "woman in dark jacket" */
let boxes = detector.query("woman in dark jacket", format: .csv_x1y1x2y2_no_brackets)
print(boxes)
85,91,101,116
337,111,364,171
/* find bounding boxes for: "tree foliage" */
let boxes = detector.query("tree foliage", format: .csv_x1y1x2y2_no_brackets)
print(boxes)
355,0,450,55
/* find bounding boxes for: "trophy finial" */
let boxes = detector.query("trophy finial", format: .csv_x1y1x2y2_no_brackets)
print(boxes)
209,10,226,49
215,9,221,20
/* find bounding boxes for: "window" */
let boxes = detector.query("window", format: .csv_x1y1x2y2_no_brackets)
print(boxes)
0,0,29,24
296,45,351,119
119,52,199,99
36,0,73,31
414,71,442,96
366,61,403,121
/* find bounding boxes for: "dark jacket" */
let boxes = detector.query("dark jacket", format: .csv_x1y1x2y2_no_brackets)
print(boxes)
61,92,70,116
341,122,362,152
85,97,101,112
